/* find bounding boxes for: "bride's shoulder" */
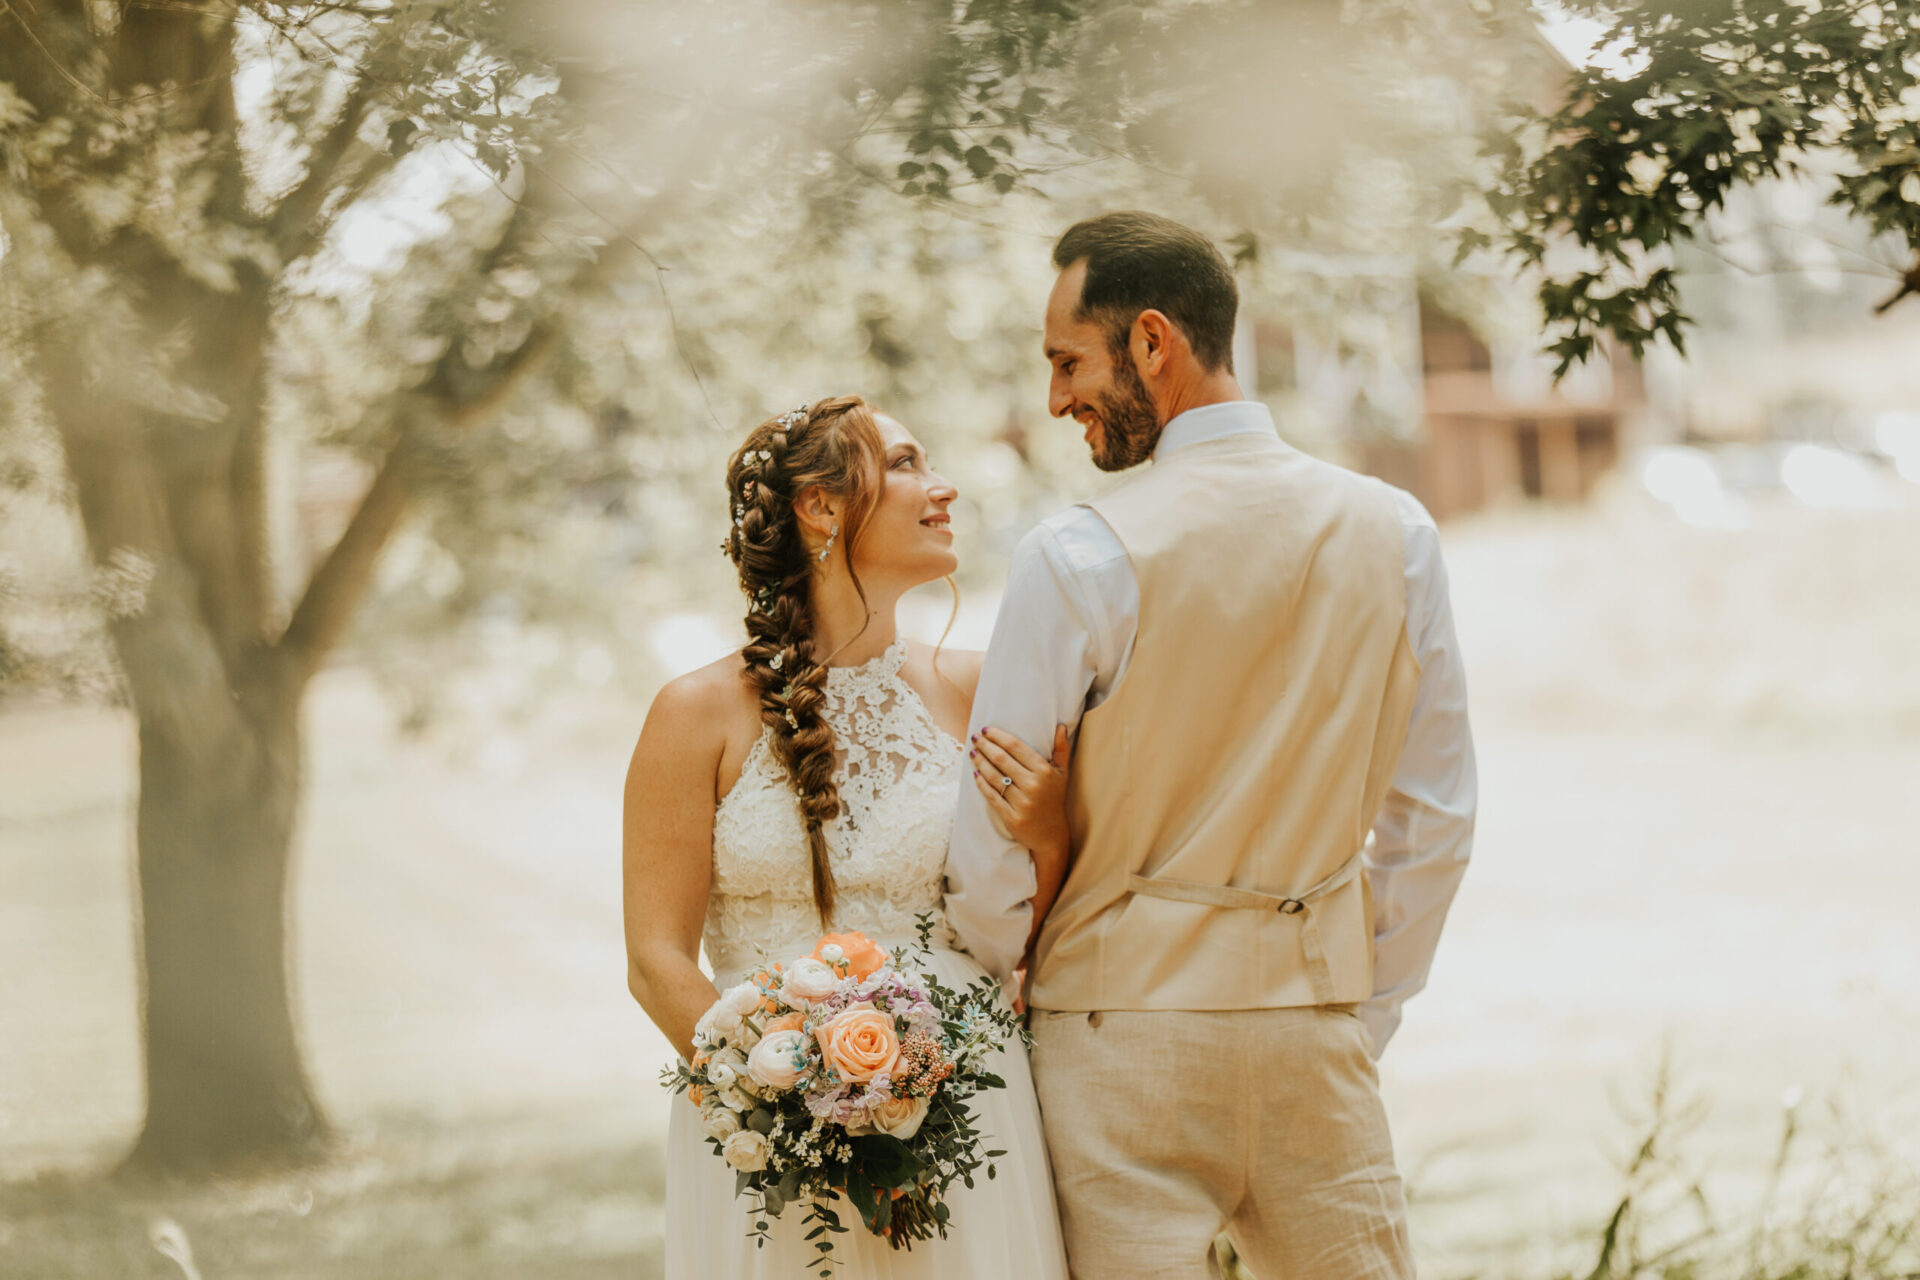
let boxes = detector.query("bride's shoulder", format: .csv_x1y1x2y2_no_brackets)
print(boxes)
640,652,760,745
909,642,986,705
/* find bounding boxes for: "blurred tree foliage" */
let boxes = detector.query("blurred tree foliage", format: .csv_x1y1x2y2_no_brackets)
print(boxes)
0,0,1544,1174
1471,0,1920,376
0,0,1091,1175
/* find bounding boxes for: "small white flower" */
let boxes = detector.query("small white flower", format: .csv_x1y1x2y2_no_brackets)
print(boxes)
708,1061,739,1090
723,1128,771,1172
818,943,845,966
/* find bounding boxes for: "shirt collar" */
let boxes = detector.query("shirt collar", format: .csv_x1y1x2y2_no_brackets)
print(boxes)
1152,400,1279,462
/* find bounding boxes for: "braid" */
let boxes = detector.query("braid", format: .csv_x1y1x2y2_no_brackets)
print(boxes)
722,396,884,926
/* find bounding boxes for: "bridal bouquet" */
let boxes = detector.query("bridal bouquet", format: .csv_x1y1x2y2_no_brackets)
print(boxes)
663,915,1023,1271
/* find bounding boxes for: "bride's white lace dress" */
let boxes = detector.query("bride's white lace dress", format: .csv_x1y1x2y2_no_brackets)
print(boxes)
665,639,1069,1279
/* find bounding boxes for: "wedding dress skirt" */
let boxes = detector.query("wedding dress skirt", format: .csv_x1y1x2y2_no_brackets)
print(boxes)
663,640,1068,1279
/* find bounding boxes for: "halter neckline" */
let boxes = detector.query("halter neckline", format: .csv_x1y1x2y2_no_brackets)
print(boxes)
824,636,908,690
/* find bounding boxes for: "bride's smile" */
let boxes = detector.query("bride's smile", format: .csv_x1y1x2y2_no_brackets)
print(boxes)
848,415,959,590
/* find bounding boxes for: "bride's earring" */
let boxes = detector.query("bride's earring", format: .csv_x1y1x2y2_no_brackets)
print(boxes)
816,524,839,563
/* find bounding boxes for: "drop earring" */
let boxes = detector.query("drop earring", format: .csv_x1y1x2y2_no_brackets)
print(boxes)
816,524,839,563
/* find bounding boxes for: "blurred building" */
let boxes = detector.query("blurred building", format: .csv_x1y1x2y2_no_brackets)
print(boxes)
1252,294,1643,521
1377,301,1640,519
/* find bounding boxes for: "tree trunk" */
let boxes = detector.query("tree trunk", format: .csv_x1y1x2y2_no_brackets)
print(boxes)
123,667,327,1174
16,0,581,1180
44,342,328,1175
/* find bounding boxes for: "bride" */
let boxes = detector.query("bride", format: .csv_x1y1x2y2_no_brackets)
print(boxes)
622,395,1073,1277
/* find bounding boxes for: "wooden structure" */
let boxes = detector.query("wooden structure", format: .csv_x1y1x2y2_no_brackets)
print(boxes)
1352,303,1641,520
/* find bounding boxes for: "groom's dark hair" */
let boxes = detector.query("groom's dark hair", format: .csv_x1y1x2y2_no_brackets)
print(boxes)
1052,211,1239,373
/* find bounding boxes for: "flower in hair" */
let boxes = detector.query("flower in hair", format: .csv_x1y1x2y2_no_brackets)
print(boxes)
775,403,810,431
769,652,783,671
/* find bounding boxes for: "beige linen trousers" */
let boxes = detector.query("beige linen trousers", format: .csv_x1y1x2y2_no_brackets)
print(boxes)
1029,1005,1413,1279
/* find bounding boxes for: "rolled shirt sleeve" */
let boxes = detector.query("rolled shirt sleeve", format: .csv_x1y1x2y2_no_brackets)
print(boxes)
1360,490,1478,1058
943,509,1134,986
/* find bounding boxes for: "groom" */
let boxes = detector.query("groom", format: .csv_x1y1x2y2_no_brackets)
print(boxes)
945,211,1477,1278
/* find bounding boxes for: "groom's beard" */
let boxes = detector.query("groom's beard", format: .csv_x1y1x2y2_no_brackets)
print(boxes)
1089,345,1162,473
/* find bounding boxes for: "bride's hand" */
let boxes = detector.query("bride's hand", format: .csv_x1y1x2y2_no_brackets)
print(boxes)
970,725,1074,863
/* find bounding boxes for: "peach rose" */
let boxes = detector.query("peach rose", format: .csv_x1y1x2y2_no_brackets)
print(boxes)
763,1011,805,1035
812,932,889,980
816,1002,900,1082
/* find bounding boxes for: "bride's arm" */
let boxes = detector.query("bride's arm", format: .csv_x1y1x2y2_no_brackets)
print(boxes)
969,725,1074,954
622,673,727,1063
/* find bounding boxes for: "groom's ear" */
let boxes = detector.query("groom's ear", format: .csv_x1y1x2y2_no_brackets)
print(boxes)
1132,309,1178,378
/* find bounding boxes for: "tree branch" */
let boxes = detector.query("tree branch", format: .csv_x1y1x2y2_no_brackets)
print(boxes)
446,324,561,429
1873,256,1920,315
0,0,107,105
274,150,663,686
274,429,412,686
269,72,379,255
273,317,560,685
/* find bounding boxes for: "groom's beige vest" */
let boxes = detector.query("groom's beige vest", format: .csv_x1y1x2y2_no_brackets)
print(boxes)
1029,430,1421,1012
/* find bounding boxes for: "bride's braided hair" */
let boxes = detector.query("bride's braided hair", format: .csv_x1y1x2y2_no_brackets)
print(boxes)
722,395,885,926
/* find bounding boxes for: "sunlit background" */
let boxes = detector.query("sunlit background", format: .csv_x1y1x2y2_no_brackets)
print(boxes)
3,1,1918,1277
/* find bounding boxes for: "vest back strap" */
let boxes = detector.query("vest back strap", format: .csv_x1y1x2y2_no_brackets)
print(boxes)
1125,850,1366,1004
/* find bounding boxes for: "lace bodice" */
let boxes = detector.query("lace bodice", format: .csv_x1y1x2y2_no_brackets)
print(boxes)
705,638,966,985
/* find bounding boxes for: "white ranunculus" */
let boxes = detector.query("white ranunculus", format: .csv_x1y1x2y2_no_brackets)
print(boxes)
701,997,745,1045
867,1093,931,1140
701,1106,742,1142
722,1127,771,1172
782,957,839,1005
707,1060,738,1090
818,943,845,966
719,1085,757,1112
747,1029,808,1091
721,981,764,1018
